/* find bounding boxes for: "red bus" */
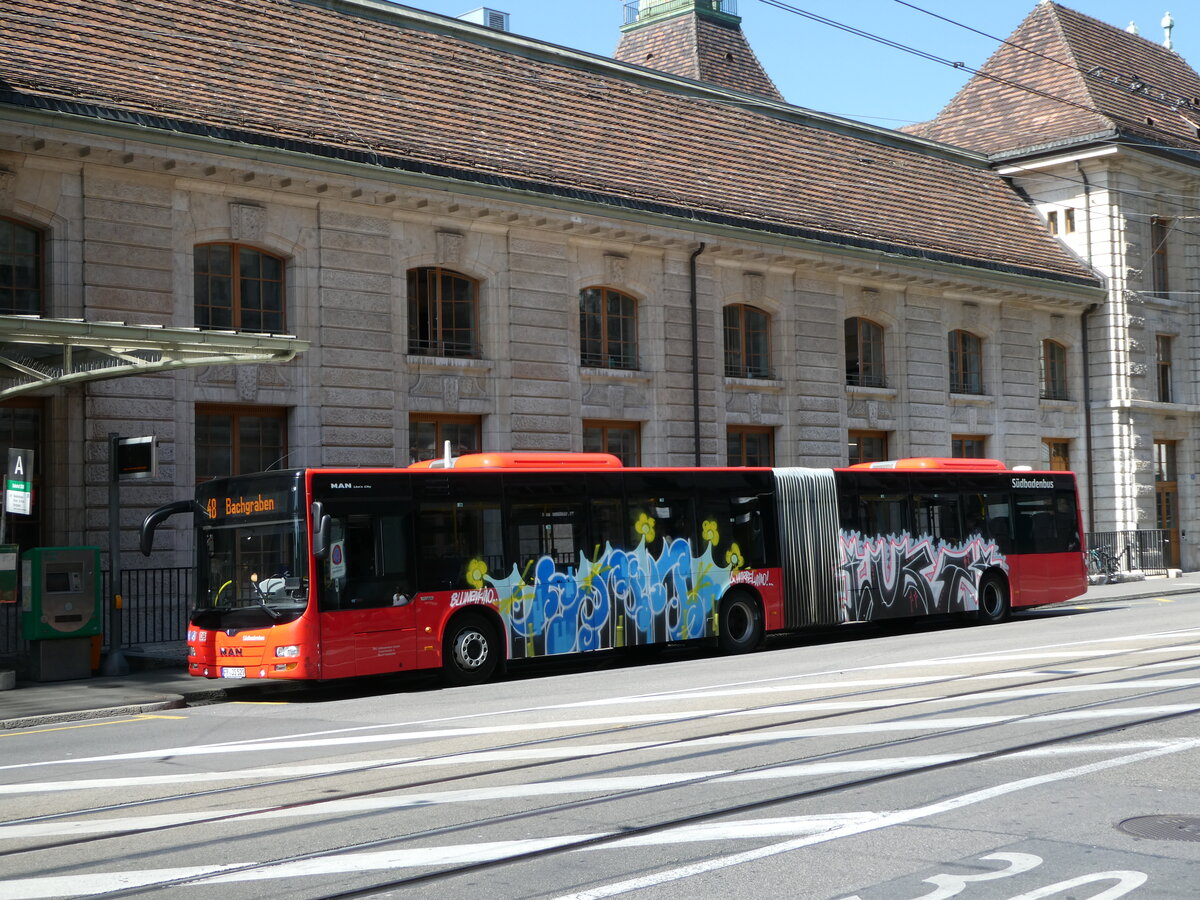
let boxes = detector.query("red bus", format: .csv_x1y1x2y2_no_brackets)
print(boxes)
141,454,1086,685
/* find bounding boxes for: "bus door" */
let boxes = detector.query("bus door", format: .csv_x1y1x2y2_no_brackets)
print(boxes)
317,508,417,678
503,475,593,657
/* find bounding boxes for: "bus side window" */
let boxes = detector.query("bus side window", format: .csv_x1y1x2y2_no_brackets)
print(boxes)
631,496,695,555
417,501,503,589
511,504,585,576
912,493,963,543
589,498,624,559
709,495,766,569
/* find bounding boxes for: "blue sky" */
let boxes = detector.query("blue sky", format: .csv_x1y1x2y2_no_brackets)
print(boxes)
398,1,1198,126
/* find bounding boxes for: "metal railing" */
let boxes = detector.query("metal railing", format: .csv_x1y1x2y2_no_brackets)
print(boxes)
0,566,192,660
1085,530,1172,577
624,0,737,26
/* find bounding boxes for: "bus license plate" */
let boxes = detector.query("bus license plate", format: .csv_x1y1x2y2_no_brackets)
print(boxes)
221,667,246,679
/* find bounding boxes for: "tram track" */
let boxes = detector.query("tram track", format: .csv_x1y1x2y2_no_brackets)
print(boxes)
6,630,1200,841
3,633,1199,877
20,669,1200,900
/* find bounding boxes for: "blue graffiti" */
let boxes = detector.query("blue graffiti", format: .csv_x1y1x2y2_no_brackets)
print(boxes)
488,538,732,657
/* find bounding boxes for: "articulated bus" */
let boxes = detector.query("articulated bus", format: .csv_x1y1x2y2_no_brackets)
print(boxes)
141,454,1086,685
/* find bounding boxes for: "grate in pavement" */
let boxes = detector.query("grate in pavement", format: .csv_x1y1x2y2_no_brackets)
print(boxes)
1118,815,1200,842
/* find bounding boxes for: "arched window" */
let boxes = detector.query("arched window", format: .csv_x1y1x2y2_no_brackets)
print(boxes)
723,304,770,378
194,243,285,332
844,317,885,387
0,217,43,315
580,286,637,370
408,267,479,359
948,329,984,395
1041,339,1068,400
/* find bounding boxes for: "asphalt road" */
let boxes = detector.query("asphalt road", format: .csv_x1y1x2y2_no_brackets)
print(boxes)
2,594,1199,899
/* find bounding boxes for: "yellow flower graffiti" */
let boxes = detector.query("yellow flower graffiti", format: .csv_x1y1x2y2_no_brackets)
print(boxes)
725,543,744,574
635,512,656,543
702,519,720,545
466,558,488,589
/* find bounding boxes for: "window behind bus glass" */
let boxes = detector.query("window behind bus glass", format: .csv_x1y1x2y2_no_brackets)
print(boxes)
320,511,413,610
1013,490,1080,554
962,491,1013,553
839,474,910,538
911,490,963,543
627,493,695,556
416,500,503,589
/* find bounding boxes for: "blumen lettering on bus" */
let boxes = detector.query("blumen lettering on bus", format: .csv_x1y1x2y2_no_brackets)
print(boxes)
224,495,278,516
450,588,498,607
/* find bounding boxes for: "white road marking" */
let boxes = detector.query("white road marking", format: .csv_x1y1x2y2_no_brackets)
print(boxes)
555,737,1200,899
5,740,1199,899
5,702,1195,796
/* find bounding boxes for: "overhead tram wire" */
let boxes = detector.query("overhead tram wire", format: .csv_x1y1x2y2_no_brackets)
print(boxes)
751,0,1200,237
755,0,1200,154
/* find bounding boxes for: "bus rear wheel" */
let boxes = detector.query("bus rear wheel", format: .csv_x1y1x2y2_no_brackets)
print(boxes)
442,613,499,686
718,592,763,654
975,573,1010,625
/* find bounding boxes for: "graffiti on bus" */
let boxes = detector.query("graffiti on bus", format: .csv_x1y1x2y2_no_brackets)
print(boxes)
838,530,1007,621
471,522,742,657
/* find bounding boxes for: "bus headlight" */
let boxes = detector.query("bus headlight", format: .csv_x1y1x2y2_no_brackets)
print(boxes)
188,646,197,657
275,645,301,658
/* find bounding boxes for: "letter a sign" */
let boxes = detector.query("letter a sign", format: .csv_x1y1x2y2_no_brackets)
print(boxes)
5,448,33,515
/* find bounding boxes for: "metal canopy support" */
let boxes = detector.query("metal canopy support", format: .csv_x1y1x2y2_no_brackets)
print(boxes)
0,316,308,399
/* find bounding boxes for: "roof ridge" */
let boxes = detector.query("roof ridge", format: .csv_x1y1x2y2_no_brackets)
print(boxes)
1040,1,1115,131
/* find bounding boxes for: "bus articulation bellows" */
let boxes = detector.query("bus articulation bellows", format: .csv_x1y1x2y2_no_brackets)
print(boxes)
140,454,1086,685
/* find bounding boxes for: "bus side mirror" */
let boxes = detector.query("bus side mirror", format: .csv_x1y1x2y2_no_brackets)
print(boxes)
312,501,332,559
140,500,202,557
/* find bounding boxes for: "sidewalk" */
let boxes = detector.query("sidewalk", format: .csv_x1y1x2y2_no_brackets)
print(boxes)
4,574,1200,730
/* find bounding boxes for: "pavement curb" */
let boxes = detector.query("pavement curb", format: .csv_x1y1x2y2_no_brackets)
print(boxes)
1,697,188,730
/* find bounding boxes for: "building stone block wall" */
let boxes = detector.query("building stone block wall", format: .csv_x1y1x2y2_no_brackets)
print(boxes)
0,126,1098,573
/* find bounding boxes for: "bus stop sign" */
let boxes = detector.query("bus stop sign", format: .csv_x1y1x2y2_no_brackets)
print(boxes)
6,448,33,515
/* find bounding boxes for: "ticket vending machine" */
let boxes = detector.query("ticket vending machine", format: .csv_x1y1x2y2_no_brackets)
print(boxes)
21,547,102,681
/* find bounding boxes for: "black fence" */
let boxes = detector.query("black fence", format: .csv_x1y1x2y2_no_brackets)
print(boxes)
0,566,192,658
1085,530,1172,577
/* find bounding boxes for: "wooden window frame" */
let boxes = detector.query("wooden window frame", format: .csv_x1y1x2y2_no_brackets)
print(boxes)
948,329,985,395
409,413,482,464
845,317,886,388
1151,217,1171,298
407,267,480,359
583,419,641,466
195,404,288,483
723,304,771,379
0,216,44,316
952,434,987,458
580,286,638,370
1156,334,1173,403
194,243,286,333
727,425,774,466
1042,438,1070,471
1041,339,1069,401
848,429,888,466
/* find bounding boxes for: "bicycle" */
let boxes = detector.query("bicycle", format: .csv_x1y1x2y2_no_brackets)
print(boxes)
1085,546,1120,582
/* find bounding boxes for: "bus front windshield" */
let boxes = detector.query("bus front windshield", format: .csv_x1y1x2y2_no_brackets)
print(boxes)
198,517,308,616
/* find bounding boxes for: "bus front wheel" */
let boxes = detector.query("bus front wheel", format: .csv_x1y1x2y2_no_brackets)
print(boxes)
975,573,1010,625
442,613,499,686
718,592,763,654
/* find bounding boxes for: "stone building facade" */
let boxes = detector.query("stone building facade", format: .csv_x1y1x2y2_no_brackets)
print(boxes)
911,2,1200,568
0,0,1118,580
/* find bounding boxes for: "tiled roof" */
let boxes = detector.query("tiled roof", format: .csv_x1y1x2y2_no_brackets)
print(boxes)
0,0,1098,287
907,2,1200,158
613,12,784,101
